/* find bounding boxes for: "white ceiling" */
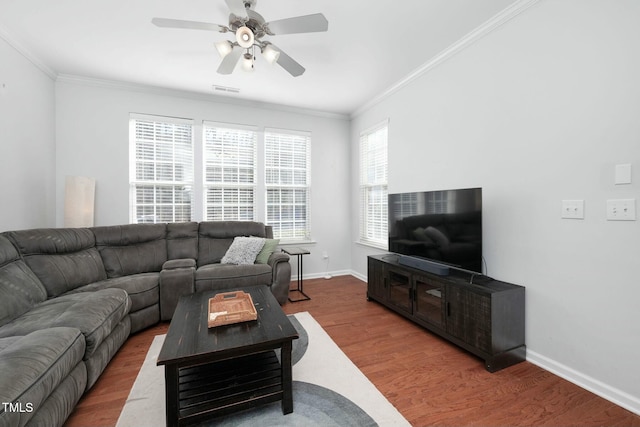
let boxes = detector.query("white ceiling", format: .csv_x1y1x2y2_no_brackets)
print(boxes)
0,0,519,116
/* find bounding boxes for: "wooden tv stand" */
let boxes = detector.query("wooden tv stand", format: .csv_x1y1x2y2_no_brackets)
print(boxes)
367,254,525,372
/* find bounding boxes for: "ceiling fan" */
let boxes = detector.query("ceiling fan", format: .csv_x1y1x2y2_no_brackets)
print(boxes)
152,0,328,77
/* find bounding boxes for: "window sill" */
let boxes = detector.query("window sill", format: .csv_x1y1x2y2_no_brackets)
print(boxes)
356,240,388,251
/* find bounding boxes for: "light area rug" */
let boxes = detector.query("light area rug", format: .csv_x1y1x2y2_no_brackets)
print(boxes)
116,311,410,426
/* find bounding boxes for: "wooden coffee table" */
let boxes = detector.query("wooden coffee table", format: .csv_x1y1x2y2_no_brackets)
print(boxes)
157,285,299,426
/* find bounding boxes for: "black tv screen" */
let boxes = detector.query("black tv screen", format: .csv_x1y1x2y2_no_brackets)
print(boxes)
388,188,482,273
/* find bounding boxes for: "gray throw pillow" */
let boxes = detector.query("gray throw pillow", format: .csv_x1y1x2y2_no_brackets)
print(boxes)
221,237,266,265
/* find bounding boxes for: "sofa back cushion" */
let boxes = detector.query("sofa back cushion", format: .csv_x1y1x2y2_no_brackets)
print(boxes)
3,228,106,299
92,223,167,278
167,222,198,260
197,221,268,267
0,235,49,327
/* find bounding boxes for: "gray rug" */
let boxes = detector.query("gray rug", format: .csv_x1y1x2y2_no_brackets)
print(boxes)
117,312,409,427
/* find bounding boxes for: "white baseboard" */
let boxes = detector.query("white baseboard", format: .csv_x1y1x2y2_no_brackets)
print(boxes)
526,350,640,416
350,270,367,283
294,270,354,281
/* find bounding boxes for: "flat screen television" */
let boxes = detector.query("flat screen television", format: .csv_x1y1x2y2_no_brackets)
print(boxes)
388,187,482,273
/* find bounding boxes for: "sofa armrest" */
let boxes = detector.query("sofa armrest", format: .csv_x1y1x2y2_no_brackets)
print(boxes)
267,252,291,304
159,259,195,321
267,251,289,267
163,258,196,270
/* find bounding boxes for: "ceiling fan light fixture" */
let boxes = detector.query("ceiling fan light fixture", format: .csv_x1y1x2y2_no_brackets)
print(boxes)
242,53,254,72
262,44,280,65
214,40,233,58
236,26,255,48
152,1,328,77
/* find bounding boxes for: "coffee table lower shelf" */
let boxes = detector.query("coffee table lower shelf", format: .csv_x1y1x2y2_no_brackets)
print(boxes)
167,350,286,426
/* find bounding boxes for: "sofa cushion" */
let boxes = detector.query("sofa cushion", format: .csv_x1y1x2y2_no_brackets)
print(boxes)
167,222,198,260
4,228,107,298
83,316,131,389
70,273,160,313
0,327,86,427
92,223,167,278
195,263,271,293
198,221,268,267
21,362,87,427
0,236,48,328
0,288,131,360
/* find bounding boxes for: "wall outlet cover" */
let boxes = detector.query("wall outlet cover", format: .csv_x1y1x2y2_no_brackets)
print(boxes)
561,200,584,219
606,199,636,221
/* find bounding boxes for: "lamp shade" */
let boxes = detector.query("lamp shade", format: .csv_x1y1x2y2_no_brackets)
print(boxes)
236,26,254,48
262,44,280,64
64,176,95,227
214,40,233,58
242,53,254,72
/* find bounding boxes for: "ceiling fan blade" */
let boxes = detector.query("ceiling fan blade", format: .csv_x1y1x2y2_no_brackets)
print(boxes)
151,18,226,32
217,48,243,75
270,44,305,77
225,0,247,17
266,13,328,35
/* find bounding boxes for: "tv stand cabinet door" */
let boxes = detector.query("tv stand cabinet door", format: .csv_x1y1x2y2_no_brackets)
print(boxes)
367,257,387,301
386,267,412,314
445,285,492,354
413,274,445,329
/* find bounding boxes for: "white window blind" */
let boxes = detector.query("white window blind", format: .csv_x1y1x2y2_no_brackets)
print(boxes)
359,121,388,247
203,122,257,221
265,129,311,241
129,114,194,223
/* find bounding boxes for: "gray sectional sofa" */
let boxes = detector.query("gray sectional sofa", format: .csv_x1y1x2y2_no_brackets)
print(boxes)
0,221,290,427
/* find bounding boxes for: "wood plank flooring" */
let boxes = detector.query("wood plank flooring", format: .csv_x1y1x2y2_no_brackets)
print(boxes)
65,276,640,427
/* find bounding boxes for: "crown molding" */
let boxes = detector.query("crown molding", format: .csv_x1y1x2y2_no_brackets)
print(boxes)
55,74,350,121
0,24,57,80
351,0,541,119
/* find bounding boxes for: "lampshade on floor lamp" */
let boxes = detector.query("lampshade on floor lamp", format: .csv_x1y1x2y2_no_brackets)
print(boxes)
64,176,96,227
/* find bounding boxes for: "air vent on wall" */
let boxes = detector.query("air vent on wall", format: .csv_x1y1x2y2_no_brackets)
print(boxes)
212,85,240,94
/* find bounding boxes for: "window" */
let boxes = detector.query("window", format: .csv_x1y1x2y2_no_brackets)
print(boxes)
359,121,388,248
265,129,311,241
128,116,313,233
129,114,194,223
203,122,257,221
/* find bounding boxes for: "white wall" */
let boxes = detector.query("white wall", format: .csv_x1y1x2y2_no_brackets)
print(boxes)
351,0,640,414
0,37,56,231
55,79,352,277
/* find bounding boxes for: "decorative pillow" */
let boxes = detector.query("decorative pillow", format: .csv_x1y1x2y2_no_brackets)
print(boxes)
255,238,280,264
424,226,450,248
221,237,266,265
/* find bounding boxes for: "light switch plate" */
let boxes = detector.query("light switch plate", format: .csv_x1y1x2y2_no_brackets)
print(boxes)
561,200,584,219
615,164,632,185
606,199,636,221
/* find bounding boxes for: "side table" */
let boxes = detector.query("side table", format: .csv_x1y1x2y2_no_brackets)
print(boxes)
282,247,310,302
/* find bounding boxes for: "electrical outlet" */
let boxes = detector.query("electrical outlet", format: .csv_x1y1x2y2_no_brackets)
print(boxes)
561,200,584,219
322,251,329,259
606,199,636,221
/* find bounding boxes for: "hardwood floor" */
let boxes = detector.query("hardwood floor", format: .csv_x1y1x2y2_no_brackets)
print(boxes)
65,276,640,427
